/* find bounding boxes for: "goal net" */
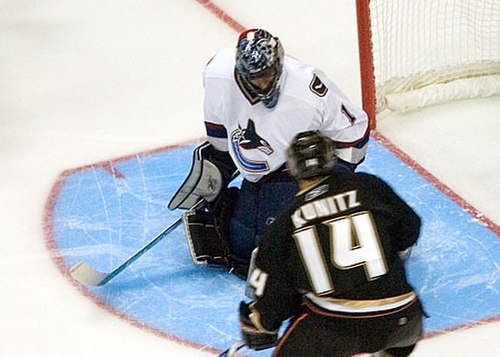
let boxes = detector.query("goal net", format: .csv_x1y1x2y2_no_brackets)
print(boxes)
356,0,500,127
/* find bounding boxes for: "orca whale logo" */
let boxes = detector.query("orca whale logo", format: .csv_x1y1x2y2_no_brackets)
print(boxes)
231,119,274,172
238,119,274,155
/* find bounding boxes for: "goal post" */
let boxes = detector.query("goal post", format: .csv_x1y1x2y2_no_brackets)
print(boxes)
356,0,500,129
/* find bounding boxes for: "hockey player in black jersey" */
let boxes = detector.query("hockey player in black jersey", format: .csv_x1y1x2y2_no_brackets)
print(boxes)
239,130,424,357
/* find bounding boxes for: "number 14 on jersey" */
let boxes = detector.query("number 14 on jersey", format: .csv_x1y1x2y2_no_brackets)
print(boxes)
294,211,388,295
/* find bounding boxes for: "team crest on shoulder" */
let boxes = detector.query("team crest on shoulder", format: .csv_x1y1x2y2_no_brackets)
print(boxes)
309,74,328,97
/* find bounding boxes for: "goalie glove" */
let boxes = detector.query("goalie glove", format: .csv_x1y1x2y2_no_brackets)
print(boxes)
239,301,278,351
168,141,237,210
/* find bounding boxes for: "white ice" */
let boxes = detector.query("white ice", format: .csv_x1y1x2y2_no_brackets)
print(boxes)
0,1,498,356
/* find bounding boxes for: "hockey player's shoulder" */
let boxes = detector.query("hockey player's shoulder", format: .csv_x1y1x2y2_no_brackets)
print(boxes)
353,172,391,189
204,47,235,78
284,57,331,100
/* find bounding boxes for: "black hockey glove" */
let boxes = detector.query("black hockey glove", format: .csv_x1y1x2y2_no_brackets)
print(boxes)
239,302,278,351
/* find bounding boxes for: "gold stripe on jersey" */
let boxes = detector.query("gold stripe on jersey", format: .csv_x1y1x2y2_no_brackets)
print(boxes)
305,291,417,313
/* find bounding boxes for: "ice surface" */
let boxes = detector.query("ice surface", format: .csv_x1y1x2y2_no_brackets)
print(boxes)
49,140,499,356
0,1,498,356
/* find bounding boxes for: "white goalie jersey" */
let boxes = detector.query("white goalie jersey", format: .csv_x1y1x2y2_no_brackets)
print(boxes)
203,48,369,183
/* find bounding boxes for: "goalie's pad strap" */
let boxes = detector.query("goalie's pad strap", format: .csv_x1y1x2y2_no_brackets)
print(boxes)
168,142,223,210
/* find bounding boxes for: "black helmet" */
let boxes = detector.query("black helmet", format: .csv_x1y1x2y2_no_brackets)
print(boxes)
287,131,336,180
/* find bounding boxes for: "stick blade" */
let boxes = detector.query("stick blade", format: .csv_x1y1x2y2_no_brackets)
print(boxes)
70,262,109,286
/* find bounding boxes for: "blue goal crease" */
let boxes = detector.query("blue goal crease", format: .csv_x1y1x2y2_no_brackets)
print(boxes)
52,140,500,356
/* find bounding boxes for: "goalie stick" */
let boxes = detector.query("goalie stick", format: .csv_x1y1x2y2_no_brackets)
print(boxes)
70,199,206,286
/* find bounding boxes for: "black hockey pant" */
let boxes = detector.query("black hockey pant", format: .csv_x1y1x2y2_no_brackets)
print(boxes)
273,298,423,357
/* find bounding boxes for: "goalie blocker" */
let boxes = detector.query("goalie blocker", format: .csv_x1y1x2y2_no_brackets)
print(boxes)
169,142,244,272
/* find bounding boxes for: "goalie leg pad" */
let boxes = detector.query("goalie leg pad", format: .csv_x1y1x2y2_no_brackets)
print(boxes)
212,187,251,278
182,209,230,266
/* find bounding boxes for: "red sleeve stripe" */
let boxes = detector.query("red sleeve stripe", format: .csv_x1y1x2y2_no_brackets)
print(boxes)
204,121,228,138
334,128,370,149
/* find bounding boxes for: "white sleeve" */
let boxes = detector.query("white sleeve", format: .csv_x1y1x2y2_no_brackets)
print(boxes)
320,80,369,164
203,75,229,152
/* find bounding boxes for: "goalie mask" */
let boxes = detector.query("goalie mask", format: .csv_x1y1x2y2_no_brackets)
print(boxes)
287,131,336,180
235,28,284,108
